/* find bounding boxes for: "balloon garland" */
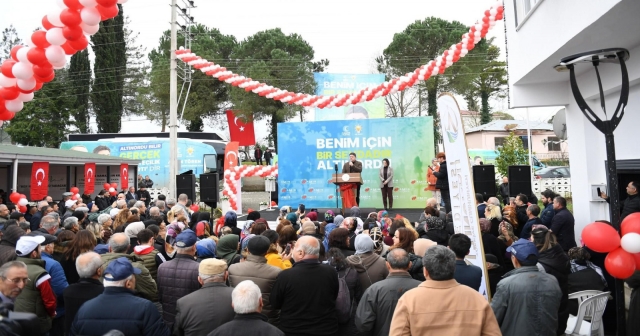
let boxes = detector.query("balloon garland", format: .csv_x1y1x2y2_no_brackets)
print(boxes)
175,1,504,109
223,165,278,212
8,192,29,213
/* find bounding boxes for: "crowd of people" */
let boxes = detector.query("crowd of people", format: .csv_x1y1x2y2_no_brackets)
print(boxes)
0,176,638,336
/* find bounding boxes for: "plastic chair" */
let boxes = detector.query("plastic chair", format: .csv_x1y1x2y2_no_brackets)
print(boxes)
565,291,610,336
568,290,608,321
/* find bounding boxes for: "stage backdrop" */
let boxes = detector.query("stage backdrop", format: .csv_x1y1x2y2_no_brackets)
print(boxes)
313,73,385,121
277,117,434,208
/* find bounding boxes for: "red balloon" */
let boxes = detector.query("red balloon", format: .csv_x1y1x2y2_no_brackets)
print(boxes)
10,46,21,61
9,192,21,203
0,86,20,101
68,35,88,51
34,72,55,83
60,9,82,27
96,0,118,7
62,25,84,41
27,48,48,66
103,183,111,190
42,16,55,30
31,31,51,49
70,187,80,194
110,191,117,196
605,247,636,279
64,0,83,10
582,222,621,253
33,64,54,78
33,81,44,91
622,213,640,236
110,182,118,189
61,42,78,56
97,5,119,20
1,60,16,78
0,111,15,121
190,204,200,212
18,205,27,214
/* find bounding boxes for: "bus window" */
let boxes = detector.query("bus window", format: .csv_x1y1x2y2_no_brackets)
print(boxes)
204,154,217,174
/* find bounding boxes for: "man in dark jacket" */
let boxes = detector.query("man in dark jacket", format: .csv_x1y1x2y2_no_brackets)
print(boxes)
499,177,509,206
136,186,152,208
514,194,529,236
540,189,556,226
342,152,363,205
254,146,263,165
0,226,25,265
271,236,339,336
449,234,482,291
355,248,420,336
157,229,201,329
264,149,273,166
174,259,235,336
63,252,104,335
94,190,111,211
601,181,640,221
433,152,450,212
521,204,542,240
70,257,170,336
550,196,577,251
208,280,284,336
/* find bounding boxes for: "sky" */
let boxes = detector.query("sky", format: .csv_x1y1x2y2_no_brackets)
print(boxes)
2,0,561,142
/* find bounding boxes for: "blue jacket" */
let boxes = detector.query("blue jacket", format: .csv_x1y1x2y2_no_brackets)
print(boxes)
521,217,543,240
490,266,562,336
540,203,554,226
70,287,170,336
30,212,43,232
42,252,68,316
453,260,482,291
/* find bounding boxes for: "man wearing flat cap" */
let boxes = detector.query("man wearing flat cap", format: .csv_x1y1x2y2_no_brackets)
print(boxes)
174,259,235,336
70,257,170,336
58,192,73,217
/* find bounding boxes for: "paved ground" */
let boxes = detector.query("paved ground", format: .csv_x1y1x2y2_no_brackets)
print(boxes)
240,191,274,213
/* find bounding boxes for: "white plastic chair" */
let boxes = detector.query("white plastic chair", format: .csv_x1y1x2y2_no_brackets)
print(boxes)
565,291,610,336
568,290,609,321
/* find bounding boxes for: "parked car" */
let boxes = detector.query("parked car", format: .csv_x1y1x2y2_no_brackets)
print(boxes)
534,166,571,179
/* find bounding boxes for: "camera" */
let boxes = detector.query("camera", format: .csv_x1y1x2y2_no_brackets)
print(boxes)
0,303,39,336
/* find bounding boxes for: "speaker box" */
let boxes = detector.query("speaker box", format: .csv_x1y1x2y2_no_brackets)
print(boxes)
473,165,496,199
176,174,196,202
508,165,532,198
199,174,219,203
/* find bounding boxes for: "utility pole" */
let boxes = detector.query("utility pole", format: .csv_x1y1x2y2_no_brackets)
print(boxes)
169,0,178,198
176,0,196,122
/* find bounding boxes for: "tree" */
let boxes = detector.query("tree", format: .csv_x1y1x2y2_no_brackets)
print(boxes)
0,25,21,61
494,131,529,176
91,5,126,133
5,69,73,147
122,16,148,117
229,28,328,150
375,56,420,117
68,50,92,133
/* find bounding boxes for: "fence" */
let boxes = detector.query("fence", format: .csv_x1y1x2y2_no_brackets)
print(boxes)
532,178,572,198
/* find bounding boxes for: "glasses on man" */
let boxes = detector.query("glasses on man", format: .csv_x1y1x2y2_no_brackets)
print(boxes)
4,277,30,285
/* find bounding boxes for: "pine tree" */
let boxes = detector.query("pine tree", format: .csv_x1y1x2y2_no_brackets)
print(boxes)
68,50,92,133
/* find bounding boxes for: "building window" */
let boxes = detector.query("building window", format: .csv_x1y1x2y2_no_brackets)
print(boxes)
548,137,561,151
520,136,529,150
514,0,544,29
494,137,506,150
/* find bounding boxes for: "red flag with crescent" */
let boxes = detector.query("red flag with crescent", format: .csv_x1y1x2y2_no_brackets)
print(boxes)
84,163,96,194
226,111,256,146
120,164,129,190
224,141,239,172
30,162,49,201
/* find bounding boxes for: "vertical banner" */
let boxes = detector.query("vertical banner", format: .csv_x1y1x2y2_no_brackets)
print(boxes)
437,94,490,299
120,164,129,190
84,163,96,194
30,162,49,201
313,73,386,121
223,142,242,212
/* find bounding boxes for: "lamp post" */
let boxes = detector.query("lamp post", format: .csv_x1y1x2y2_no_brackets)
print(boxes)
555,48,630,336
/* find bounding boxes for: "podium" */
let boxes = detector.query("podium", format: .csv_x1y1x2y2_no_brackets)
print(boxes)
332,173,362,214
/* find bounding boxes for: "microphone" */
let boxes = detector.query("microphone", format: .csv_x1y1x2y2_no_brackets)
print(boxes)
334,163,338,172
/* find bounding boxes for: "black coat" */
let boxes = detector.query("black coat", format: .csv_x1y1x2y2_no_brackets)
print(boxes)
538,244,570,336
157,254,201,329
499,183,509,200
94,196,110,211
515,205,528,236
63,278,104,335
482,233,504,267
29,212,42,232
620,193,640,221
422,229,450,246
568,267,606,315
271,260,339,335
207,313,284,336
136,189,151,207
454,260,482,291
549,208,577,251
433,161,448,190
626,271,640,334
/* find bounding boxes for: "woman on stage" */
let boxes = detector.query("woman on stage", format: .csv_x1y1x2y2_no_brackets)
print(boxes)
379,158,394,210
427,158,441,208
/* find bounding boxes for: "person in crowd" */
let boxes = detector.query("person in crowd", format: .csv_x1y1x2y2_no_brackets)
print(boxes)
416,206,438,235
63,252,104,335
346,234,389,298
0,225,25,265
174,259,235,336
369,226,389,258
499,177,509,205
567,246,607,314
35,232,67,334
389,245,501,335
52,230,74,262
342,152,363,205
427,159,440,208
390,227,416,254
521,204,542,240
112,208,131,233
329,227,355,257
195,238,216,262
217,234,242,266
29,201,48,232
229,235,282,324
550,196,577,251
94,190,110,211
498,221,518,247
490,238,562,336
136,186,151,208
261,230,291,270
479,219,504,267
514,194,529,235
449,233,482,291
157,229,201,329
208,280,285,336
60,230,97,285
484,203,503,237
379,158,394,210
124,221,146,253
70,257,170,336
356,248,420,336
172,194,191,222
271,236,339,336
476,193,487,219
326,247,359,333
220,211,240,236
125,186,138,201
62,200,78,222
254,146,264,165
601,181,640,220
132,228,161,282
343,218,358,251
14,235,57,334
0,261,28,304
432,152,450,212
532,227,570,335
264,149,273,166
100,232,157,302
422,216,450,246
144,175,154,188
539,189,557,226
0,204,8,224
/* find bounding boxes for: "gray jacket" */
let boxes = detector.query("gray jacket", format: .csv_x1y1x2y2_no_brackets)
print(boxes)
355,272,421,336
379,166,394,188
174,282,235,336
228,255,281,324
490,266,562,336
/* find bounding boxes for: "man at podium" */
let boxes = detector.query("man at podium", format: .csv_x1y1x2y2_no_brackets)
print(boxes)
342,152,363,205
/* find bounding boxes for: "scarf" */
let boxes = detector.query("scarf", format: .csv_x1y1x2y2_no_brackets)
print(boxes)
334,215,344,228
354,234,374,255
350,206,361,218
369,227,384,254
570,260,607,287
286,213,298,224
498,221,518,242
217,234,239,264
124,222,145,238
196,239,217,259
241,220,255,239
241,234,255,252
414,238,437,257
425,216,445,231
377,210,388,222
196,222,210,238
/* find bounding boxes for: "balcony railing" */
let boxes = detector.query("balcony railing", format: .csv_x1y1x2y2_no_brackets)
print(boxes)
514,0,545,31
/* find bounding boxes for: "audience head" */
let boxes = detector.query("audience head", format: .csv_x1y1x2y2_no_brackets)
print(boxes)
103,257,139,289
530,227,557,252
293,236,320,262
527,204,540,217
507,238,539,267
422,245,456,281
386,248,411,271
0,261,28,299
448,233,472,259
198,258,228,284
76,251,103,279
231,280,263,314
109,233,130,253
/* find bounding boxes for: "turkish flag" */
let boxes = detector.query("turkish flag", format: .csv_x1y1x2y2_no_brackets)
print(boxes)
84,163,96,194
226,110,256,146
120,164,129,190
30,162,49,201
224,141,239,172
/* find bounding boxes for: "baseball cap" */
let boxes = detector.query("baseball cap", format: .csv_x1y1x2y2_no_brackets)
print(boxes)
507,238,539,263
15,235,46,256
104,257,141,281
199,258,227,275
247,235,271,256
27,232,56,245
65,200,77,208
175,229,197,248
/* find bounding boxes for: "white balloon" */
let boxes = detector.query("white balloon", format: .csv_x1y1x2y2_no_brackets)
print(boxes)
18,198,29,206
56,0,68,8
5,99,24,113
79,0,98,7
621,233,640,254
51,59,67,69
18,92,34,102
16,47,31,64
75,193,81,199
81,7,101,26
80,22,100,35
117,0,128,3
0,74,17,87
46,28,67,46
11,62,34,80
109,187,115,192
17,77,36,91
45,45,66,64
47,9,64,28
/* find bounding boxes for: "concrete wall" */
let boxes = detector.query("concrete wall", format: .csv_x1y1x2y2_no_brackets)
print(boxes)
465,130,568,157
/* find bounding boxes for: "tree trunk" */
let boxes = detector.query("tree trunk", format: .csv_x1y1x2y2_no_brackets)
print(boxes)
426,79,440,152
161,111,166,132
269,111,284,151
480,90,491,124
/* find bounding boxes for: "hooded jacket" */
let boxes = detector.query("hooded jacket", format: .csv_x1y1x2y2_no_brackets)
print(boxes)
132,245,160,282
537,244,570,335
346,252,389,299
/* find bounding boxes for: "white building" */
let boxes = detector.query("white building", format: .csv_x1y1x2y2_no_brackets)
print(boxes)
505,0,640,240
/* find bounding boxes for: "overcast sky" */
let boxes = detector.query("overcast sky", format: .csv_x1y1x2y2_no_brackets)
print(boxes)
2,0,560,141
